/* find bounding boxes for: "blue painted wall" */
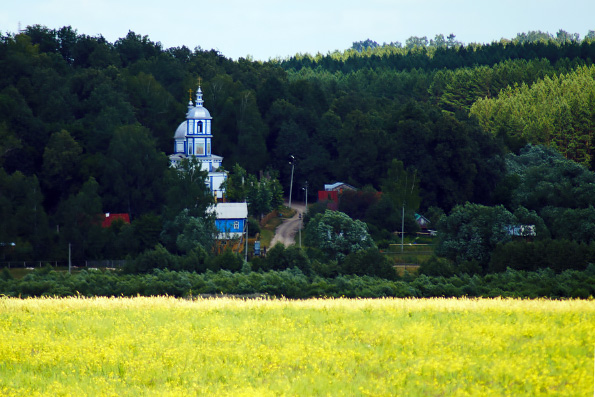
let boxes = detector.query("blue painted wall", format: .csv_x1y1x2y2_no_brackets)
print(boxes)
215,219,245,234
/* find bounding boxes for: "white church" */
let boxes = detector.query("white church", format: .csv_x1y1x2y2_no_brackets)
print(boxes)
169,82,249,242
169,84,227,199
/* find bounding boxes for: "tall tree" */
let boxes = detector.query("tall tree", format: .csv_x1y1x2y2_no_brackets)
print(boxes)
305,210,375,261
102,124,168,217
41,129,83,209
56,177,104,260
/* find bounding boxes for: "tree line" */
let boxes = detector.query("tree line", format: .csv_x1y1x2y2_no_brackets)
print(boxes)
1,25,595,284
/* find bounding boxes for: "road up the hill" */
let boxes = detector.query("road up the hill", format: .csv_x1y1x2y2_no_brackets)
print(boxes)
269,202,306,247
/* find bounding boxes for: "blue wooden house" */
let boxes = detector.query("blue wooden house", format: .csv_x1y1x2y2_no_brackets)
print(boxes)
210,203,248,239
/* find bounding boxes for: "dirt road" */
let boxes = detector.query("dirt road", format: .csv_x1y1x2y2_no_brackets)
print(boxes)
269,202,306,247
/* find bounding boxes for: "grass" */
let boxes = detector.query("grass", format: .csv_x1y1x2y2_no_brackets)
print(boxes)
259,229,274,248
383,237,436,266
1,297,593,396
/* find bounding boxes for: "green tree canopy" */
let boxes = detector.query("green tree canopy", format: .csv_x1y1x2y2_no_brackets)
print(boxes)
471,65,595,168
102,124,168,217
305,210,375,261
163,156,213,220
436,203,516,269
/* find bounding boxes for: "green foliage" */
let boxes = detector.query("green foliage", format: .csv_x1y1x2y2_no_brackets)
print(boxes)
418,256,457,277
489,239,595,273
254,243,311,274
436,203,516,269
222,164,284,218
247,218,260,237
103,125,168,216
471,65,595,168
209,249,243,272
221,163,248,202
506,145,595,211
173,212,216,254
2,24,595,270
1,265,594,299
160,209,216,254
340,248,397,280
55,177,103,260
125,244,179,274
41,129,83,207
305,210,376,261
163,156,213,220
0,168,51,259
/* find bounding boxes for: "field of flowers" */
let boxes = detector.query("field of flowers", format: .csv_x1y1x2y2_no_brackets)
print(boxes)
0,297,593,396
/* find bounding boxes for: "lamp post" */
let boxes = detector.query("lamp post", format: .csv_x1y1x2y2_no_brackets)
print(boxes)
288,155,295,209
302,181,308,213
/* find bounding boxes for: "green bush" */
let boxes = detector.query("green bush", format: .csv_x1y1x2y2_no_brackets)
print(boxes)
248,218,260,237
489,239,595,273
418,256,456,277
340,248,397,280
209,250,243,272
125,244,180,273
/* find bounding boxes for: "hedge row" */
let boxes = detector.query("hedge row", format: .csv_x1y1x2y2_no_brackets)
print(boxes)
1,265,594,299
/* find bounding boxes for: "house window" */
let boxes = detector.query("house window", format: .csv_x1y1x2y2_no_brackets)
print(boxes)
234,221,240,230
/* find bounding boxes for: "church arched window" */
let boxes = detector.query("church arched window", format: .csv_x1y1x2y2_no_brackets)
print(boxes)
197,121,203,133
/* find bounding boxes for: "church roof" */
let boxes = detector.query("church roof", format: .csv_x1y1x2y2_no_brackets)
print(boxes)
174,121,187,139
186,85,211,119
186,106,211,119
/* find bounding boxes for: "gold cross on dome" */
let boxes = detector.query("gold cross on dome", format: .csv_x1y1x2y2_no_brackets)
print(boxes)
198,77,202,87
187,88,193,101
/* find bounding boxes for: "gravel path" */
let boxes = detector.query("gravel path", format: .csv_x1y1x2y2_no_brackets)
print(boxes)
269,202,306,247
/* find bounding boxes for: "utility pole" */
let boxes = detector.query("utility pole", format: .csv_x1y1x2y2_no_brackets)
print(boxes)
401,204,405,253
245,215,249,263
302,181,309,213
288,155,295,209
68,243,72,274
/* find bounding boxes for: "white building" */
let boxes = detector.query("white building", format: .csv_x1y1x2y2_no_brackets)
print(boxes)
169,84,227,199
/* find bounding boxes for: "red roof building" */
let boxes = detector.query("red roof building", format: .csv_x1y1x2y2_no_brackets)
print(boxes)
101,213,130,228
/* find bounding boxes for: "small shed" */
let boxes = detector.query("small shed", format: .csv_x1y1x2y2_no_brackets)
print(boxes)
210,203,248,239
101,213,130,228
415,213,430,230
324,182,356,194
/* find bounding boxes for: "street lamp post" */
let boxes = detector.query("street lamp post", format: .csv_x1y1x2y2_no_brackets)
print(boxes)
302,181,308,213
288,155,295,209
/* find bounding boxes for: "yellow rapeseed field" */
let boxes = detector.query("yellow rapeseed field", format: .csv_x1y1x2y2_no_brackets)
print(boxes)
0,297,593,396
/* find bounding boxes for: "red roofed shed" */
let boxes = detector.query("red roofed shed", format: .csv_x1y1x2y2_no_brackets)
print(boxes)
101,213,130,228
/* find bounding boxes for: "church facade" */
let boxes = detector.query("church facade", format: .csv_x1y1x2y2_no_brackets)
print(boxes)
169,84,227,199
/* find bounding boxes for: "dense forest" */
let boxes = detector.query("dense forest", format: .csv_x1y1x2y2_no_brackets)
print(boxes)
1,25,595,288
